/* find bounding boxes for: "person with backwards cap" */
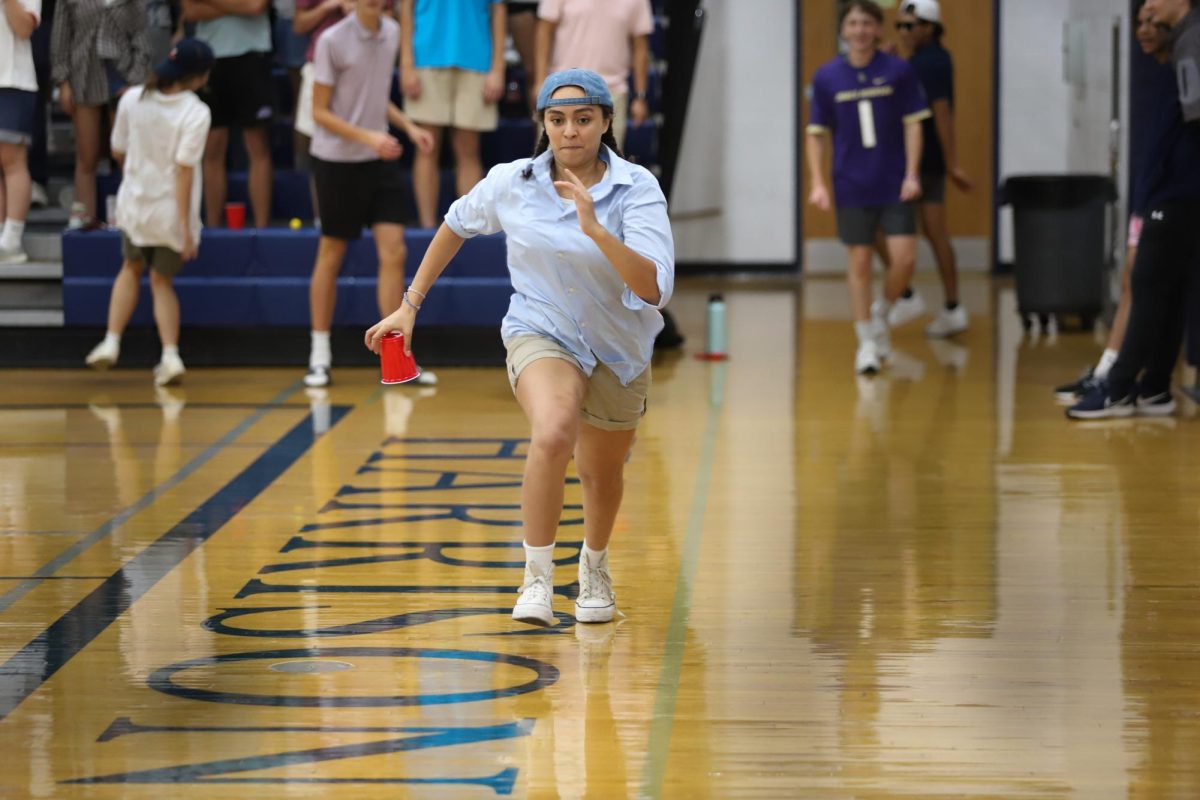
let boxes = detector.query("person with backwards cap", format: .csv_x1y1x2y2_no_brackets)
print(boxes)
84,39,214,386
365,68,674,627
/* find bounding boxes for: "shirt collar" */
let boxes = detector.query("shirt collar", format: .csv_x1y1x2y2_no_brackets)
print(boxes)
351,12,385,40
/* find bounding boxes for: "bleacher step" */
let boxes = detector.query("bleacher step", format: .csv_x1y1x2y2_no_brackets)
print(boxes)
0,309,64,327
0,260,62,280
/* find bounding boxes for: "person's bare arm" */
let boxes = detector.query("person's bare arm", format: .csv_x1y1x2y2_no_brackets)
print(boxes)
184,0,266,22
630,33,649,125
483,1,506,103
293,0,339,34
534,18,556,93
931,98,973,191
312,82,402,158
176,164,198,260
399,0,420,99
805,131,831,211
3,0,37,39
900,118,922,200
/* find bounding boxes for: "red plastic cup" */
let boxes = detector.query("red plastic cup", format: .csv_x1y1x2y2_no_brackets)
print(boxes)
224,202,246,230
380,331,421,384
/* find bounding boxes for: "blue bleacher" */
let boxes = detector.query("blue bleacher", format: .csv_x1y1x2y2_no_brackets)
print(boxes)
62,228,513,328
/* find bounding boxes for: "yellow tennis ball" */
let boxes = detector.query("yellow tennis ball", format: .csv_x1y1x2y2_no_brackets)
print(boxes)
289,218,302,230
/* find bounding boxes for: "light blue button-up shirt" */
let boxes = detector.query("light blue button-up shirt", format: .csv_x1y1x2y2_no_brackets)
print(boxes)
444,146,675,386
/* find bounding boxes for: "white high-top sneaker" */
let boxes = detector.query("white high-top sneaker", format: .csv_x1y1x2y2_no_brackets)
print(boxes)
855,339,881,376
575,549,616,624
512,561,555,627
887,291,926,327
869,302,892,361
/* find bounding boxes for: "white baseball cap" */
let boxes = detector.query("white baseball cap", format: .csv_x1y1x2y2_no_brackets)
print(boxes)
902,0,941,24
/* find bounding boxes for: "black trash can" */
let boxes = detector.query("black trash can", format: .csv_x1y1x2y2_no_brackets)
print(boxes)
1000,174,1117,321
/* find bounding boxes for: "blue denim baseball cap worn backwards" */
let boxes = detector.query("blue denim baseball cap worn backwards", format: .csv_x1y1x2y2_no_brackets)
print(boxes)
536,68,614,112
155,38,215,83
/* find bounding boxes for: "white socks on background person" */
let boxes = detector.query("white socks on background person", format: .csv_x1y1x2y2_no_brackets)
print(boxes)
310,330,332,369
523,541,555,575
1095,348,1119,381
0,219,26,251
854,320,875,346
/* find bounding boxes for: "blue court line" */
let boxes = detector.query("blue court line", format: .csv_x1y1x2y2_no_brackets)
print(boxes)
0,405,351,721
638,363,726,800
0,382,303,617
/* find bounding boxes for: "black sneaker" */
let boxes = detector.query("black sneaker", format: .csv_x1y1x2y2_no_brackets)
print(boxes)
1136,390,1176,417
1055,367,1098,402
1066,382,1135,420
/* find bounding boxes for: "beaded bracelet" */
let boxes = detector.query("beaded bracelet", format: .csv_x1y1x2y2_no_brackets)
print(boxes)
403,291,422,312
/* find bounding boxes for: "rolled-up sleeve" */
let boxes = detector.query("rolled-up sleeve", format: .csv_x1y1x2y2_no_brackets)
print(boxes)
444,162,509,238
619,177,674,311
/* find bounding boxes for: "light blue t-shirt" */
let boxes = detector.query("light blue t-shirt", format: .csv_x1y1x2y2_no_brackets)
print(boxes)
445,147,675,386
196,14,272,59
412,0,502,73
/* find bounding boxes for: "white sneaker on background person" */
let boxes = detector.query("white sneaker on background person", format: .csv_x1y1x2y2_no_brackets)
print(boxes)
154,352,186,387
870,301,892,361
85,336,120,369
0,244,27,264
887,290,926,327
855,339,881,375
30,182,48,209
926,305,969,338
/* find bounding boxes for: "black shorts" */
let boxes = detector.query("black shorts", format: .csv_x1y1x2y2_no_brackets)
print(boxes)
311,157,411,240
835,202,916,245
507,1,538,14
200,52,275,129
920,172,946,205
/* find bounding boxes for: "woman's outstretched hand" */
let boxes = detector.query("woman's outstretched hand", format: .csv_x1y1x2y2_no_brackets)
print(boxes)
364,304,417,356
554,168,602,239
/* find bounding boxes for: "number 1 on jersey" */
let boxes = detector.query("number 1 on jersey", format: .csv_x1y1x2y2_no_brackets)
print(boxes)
857,100,877,149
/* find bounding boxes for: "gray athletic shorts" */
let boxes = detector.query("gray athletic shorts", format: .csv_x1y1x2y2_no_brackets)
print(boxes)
835,201,916,246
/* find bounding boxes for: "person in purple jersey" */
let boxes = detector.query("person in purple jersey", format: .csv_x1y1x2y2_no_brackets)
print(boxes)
807,0,930,375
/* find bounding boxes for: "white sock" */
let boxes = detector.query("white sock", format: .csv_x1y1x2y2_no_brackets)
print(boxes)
0,219,25,251
582,544,608,567
874,300,893,321
1095,348,1119,381
161,344,180,362
854,321,875,346
310,330,332,369
104,331,121,349
523,541,555,575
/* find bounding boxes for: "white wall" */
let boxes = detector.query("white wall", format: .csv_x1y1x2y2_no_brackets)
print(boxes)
999,0,1129,262
670,0,796,266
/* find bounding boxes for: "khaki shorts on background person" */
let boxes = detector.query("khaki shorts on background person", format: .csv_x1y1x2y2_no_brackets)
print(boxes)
294,62,316,138
505,334,650,431
120,231,183,277
405,68,498,131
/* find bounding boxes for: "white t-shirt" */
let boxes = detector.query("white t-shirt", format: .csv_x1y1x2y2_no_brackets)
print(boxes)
111,85,212,253
0,0,41,91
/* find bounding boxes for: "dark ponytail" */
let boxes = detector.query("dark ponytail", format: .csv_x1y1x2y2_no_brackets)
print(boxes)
521,106,625,180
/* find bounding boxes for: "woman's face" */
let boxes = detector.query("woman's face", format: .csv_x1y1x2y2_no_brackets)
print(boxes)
840,6,880,51
1136,4,1170,55
544,85,609,168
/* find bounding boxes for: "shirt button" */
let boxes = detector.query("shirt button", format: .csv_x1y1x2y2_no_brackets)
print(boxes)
556,252,565,259
581,322,587,328
568,288,575,294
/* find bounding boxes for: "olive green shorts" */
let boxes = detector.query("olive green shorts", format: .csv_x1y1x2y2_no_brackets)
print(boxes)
120,231,183,277
504,334,650,431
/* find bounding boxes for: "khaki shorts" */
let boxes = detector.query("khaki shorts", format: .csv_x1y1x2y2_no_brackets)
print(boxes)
504,334,650,431
294,61,316,138
120,231,183,277
611,88,628,151
405,68,498,132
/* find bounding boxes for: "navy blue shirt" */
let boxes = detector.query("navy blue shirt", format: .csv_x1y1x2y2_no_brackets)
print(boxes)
1144,8,1200,208
1131,59,1180,214
909,42,953,175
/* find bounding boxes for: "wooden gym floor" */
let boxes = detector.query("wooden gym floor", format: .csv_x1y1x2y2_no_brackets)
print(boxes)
0,276,1198,798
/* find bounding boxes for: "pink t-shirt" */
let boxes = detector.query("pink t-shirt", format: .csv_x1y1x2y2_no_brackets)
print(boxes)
537,0,653,93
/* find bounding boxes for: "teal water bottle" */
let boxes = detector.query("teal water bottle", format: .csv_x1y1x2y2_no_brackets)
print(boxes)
705,293,727,356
